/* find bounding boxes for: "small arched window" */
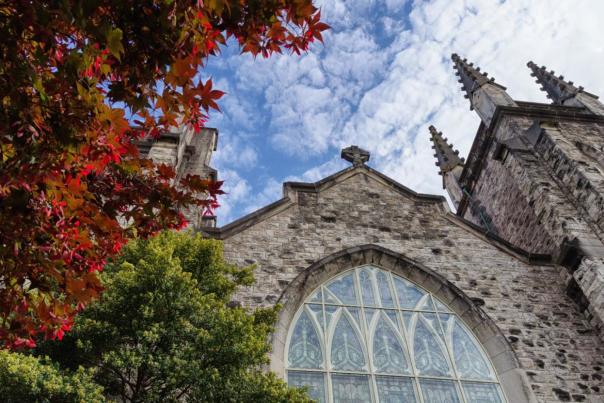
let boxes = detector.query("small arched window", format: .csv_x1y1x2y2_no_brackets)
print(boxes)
285,266,507,403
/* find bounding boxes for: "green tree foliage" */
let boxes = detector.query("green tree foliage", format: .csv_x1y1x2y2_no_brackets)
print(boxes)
0,350,104,402
39,231,312,402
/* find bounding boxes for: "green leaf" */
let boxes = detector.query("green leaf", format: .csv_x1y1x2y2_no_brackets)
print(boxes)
106,28,124,61
36,231,312,402
32,77,48,103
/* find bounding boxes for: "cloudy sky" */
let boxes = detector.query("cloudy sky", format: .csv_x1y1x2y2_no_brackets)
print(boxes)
203,0,604,224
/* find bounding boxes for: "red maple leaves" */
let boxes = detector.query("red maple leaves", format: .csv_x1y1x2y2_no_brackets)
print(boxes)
0,0,328,347
0,0,328,348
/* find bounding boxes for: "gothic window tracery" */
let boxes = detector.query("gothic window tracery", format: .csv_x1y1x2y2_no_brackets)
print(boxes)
285,266,507,403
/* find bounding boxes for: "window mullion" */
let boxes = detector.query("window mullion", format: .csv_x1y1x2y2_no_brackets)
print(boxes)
355,268,377,402
388,270,424,403
435,310,468,403
457,379,471,403
321,286,332,403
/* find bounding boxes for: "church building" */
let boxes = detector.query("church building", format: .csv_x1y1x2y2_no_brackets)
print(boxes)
148,55,604,402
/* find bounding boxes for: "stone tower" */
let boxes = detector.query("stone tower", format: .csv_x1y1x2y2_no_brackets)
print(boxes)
439,55,604,337
137,126,219,228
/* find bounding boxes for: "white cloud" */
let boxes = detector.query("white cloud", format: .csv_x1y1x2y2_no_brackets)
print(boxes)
286,157,349,183
210,0,604,224
214,168,250,222
242,178,284,215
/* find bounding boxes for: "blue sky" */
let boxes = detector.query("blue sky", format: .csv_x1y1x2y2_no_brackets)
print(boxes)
202,0,604,224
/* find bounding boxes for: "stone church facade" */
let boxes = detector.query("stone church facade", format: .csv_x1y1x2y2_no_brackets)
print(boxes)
148,55,604,402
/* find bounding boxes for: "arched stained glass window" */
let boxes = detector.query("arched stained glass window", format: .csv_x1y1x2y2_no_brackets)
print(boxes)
285,266,507,403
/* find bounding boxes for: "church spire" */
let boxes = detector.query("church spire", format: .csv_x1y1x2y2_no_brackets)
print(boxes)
451,54,516,126
527,61,604,115
429,125,464,173
429,125,464,210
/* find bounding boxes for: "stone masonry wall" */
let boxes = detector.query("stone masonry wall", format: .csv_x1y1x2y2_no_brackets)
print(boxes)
465,113,604,341
218,170,604,403
462,150,557,254
533,121,604,240
489,115,604,252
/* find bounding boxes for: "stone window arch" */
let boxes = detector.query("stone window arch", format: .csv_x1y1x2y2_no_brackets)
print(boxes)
270,245,535,403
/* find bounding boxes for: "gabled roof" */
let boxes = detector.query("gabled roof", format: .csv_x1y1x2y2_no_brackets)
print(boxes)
202,164,447,239
201,163,552,265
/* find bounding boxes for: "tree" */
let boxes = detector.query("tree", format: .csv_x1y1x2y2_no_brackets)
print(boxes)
37,231,312,402
0,349,104,402
0,1,328,347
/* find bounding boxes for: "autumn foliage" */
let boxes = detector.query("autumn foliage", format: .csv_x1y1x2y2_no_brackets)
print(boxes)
0,1,328,347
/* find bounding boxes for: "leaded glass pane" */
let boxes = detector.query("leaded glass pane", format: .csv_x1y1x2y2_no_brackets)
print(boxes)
375,376,418,403
413,317,451,377
331,374,371,403
438,313,451,327
372,315,410,374
286,267,506,403
393,277,425,310
421,313,445,342
289,311,323,369
377,271,395,308
452,318,494,380
385,310,398,327
417,294,436,311
326,273,358,305
462,382,504,403
419,379,462,403
325,305,338,331
401,312,414,333
288,371,326,403
434,299,452,313
359,269,378,306
365,308,377,328
308,304,325,333
309,289,322,303
348,307,362,329
324,288,342,304
331,314,366,371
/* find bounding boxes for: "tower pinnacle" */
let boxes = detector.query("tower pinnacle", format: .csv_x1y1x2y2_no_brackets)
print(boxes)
429,125,464,173
451,54,516,126
452,54,504,101
429,125,465,210
527,61,604,115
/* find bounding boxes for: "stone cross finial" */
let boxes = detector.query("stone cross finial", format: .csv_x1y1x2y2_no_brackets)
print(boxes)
341,145,370,167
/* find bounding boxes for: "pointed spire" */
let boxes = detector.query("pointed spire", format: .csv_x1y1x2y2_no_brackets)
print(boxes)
429,125,464,173
451,53,506,105
527,61,599,105
451,54,516,126
429,125,465,210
